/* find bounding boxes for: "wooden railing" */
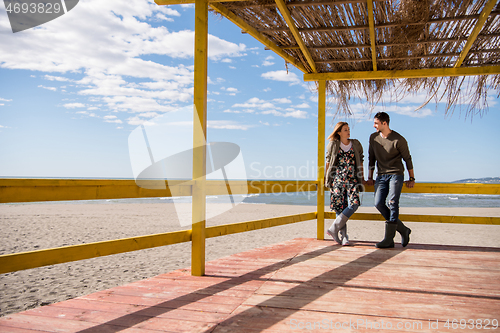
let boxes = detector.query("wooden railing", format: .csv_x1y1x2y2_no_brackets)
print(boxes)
0,178,499,275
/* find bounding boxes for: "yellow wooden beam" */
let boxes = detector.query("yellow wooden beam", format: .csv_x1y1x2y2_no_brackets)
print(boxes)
317,80,326,239
366,0,377,71
155,0,246,4
206,212,317,238
209,2,308,73
0,178,193,203
275,0,317,73
0,230,192,275
191,0,209,277
325,212,500,225
349,182,500,195
304,65,500,81
454,0,497,68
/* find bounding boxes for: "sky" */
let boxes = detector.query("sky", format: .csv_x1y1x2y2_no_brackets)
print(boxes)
0,0,499,183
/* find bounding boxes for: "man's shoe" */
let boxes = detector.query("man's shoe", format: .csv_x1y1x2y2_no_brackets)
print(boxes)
396,219,411,247
376,222,397,248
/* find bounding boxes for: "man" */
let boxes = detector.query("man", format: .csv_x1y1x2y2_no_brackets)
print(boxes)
366,112,415,248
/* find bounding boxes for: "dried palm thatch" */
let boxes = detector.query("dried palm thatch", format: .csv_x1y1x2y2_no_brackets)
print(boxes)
212,0,500,119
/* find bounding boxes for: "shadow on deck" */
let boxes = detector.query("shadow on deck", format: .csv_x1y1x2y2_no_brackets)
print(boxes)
1,238,499,332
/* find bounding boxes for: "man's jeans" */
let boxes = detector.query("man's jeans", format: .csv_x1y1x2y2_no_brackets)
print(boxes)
374,174,404,224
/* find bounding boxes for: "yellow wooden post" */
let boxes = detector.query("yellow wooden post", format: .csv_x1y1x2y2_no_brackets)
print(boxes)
317,80,326,240
191,0,208,276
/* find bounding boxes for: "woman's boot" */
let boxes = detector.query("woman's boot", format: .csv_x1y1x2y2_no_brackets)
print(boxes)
376,222,397,248
339,225,349,246
327,213,348,245
396,219,411,247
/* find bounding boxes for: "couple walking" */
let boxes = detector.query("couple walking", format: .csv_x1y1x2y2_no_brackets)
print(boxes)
325,112,415,248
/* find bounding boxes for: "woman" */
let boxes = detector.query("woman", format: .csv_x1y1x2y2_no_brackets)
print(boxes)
325,122,365,245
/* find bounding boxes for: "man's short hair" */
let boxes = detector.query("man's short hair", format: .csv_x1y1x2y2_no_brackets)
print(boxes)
374,112,390,125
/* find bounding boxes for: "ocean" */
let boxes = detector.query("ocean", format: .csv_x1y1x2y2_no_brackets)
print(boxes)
13,191,499,208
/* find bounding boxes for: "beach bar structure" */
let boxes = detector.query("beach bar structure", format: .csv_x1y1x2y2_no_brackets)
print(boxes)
1,0,500,275
1,0,500,328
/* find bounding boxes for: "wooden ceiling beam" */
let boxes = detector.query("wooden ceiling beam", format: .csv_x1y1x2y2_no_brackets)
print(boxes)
258,11,500,33
316,48,500,63
277,34,500,50
275,0,317,73
454,0,498,68
366,0,377,71
303,65,500,81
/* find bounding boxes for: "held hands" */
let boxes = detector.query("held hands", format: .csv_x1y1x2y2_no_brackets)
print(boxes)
364,179,374,186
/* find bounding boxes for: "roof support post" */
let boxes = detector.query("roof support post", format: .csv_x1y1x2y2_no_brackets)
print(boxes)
454,0,497,68
366,0,377,71
317,80,326,240
275,0,317,72
192,0,208,277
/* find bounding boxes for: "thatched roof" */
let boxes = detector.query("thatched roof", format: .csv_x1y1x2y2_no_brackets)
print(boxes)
210,0,500,118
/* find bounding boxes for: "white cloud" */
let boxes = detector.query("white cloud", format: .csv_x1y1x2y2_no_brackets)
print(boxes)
294,103,310,108
273,98,292,104
0,0,247,122
138,112,160,118
232,98,275,109
155,13,174,22
261,70,300,85
208,120,252,130
44,75,71,82
38,85,57,91
262,55,274,66
261,109,308,119
103,115,117,119
105,118,123,124
223,108,254,114
0,98,12,102
221,58,232,63
63,103,86,109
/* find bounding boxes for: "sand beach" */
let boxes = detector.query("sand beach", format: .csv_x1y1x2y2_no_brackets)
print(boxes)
1,202,499,317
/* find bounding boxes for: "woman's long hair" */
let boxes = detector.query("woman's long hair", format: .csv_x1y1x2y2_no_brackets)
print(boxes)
327,122,348,141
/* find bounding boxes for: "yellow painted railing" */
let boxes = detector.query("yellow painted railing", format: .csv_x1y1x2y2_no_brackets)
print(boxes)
2,179,499,204
0,212,316,274
0,229,192,275
1,179,499,275
325,212,500,225
0,179,317,203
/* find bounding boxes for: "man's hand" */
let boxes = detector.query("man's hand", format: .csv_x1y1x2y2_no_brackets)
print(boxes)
405,180,415,188
365,179,374,186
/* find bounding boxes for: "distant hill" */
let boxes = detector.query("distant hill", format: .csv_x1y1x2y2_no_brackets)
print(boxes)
452,177,500,184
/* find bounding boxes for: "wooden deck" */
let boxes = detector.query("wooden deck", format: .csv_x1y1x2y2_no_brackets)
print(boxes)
1,238,499,332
